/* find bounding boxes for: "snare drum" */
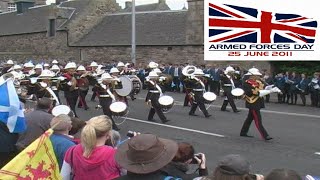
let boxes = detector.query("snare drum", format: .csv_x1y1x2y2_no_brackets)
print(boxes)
110,101,128,116
115,75,142,97
158,95,174,112
203,92,217,104
231,88,245,97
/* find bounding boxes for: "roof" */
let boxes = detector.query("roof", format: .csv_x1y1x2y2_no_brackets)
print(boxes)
74,10,188,46
0,5,74,36
122,3,170,12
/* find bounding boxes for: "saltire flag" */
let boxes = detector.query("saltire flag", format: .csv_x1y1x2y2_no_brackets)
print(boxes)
0,129,61,180
0,76,26,133
208,3,317,43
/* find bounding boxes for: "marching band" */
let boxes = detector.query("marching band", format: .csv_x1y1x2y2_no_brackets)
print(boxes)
3,59,312,141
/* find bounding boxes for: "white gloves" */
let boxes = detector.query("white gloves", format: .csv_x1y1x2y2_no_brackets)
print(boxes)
58,76,66,81
271,87,282,93
67,81,72,86
264,85,274,90
30,78,37,84
40,82,47,88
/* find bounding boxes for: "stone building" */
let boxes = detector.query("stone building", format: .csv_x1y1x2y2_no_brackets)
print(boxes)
0,0,270,70
0,0,45,13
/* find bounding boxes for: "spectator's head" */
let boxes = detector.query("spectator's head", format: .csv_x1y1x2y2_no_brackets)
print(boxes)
115,134,178,174
105,130,121,147
301,73,306,79
172,142,195,163
265,169,301,180
50,114,72,134
36,97,53,111
81,115,112,158
69,117,86,136
213,154,255,180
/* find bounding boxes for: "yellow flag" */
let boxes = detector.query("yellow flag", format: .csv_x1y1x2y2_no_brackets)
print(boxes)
0,129,61,180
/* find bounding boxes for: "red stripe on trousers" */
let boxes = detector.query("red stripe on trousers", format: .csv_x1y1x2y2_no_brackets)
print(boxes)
252,109,264,139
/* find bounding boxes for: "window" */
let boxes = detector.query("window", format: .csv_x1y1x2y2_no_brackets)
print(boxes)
48,19,56,37
7,3,16,12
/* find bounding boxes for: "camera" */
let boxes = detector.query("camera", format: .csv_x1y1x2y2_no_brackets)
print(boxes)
190,154,202,164
127,131,135,138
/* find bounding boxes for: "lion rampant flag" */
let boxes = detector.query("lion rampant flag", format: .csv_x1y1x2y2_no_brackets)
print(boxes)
0,129,61,180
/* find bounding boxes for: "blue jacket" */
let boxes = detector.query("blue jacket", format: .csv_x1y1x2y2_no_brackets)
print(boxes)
298,78,309,91
50,133,75,170
274,76,286,89
209,68,222,81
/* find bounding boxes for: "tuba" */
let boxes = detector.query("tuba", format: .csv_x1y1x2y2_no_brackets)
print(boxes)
182,65,197,77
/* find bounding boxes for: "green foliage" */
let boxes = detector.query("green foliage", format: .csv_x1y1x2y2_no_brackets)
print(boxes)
271,61,320,76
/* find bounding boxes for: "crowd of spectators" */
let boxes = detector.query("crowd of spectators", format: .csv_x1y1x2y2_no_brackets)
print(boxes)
0,97,318,180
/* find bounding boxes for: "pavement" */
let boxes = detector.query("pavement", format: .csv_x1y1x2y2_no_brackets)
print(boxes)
56,90,320,176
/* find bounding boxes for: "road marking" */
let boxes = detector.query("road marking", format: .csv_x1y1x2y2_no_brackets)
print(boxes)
136,97,320,119
314,152,320,155
125,117,225,138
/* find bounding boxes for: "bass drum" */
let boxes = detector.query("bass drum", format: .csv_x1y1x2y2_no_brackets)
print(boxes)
115,75,142,97
203,92,217,104
110,101,128,117
158,95,174,113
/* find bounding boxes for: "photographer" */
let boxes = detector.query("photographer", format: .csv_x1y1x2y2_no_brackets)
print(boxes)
161,142,208,179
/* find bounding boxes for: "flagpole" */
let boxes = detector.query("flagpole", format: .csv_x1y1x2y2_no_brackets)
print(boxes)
131,0,136,65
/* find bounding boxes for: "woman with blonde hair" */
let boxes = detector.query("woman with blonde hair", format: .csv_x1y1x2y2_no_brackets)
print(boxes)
61,115,121,180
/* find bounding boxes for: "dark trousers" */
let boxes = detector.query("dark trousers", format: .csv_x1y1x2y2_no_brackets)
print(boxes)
221,91,238,112
78,90,89,109
290,92,297,104
91,87,98,101
65,90,79,117
310,90,319,106
172,77,180,92
99,97,119,130
265,94,270,103
189,91,209,116
148,93,167,121
240,109,269,139
277,93,283,103
300,92,306,106
210,81,220,95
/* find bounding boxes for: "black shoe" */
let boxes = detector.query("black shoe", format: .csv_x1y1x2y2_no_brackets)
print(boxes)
234,110,241,113
189,113,198,116
221,109,230,112
162,119,170,124
85,107,89,110
148,119,156,122
265,136,273,141
205,114,212,118
240,134,254,138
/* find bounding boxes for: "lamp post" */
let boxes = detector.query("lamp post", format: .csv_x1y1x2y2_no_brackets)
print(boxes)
131,0,136,65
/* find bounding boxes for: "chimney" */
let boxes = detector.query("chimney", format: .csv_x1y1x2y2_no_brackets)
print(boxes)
56,0,67,5
158,0,166,4
15,0,35,14
125,1,132,9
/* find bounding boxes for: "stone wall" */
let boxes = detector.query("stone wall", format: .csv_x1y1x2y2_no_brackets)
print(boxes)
186,0,203,44
0,31,78,62
0,31,270,71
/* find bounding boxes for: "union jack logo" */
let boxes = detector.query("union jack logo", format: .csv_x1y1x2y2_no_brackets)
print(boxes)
208,3,317,43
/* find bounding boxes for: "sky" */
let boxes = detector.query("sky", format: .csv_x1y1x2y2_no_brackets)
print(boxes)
46,0,188,10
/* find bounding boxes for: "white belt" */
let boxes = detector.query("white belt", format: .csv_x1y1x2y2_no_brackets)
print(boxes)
193,89,204,91
149,90,160,93
100,95,110,98
224,84,232,86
